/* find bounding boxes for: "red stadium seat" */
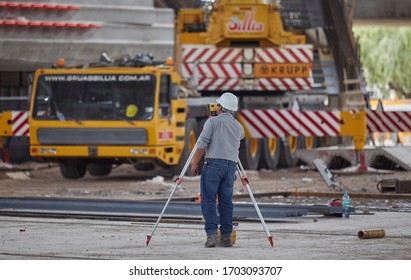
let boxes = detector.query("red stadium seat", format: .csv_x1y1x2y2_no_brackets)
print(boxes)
0,2,80,10
27,21,42,27
0,20,98,28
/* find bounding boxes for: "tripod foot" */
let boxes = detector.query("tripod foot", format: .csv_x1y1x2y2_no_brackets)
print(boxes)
268,236,274,247
146,235,152,246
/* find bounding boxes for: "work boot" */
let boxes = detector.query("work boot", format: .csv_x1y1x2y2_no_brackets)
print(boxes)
204,233,218,247
219,236,233,247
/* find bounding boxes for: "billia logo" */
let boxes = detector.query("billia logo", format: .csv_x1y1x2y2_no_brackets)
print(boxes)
227,11,264,32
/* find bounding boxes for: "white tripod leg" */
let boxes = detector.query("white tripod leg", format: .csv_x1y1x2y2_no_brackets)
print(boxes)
146,142,198,246
236,160,274,247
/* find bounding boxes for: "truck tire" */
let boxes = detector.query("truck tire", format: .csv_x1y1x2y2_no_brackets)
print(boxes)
239,138,261,170
87,163,112,176
196,118,208,175
278,137,299,167
2,136,30,164
170,118,198,176
298,136,317,150
133,162,155,171
259,137,280,170
197,117,208,132
59,161,87,179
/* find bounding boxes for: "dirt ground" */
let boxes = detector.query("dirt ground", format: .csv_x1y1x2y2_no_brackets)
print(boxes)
1,161,411,210
1,161,411,262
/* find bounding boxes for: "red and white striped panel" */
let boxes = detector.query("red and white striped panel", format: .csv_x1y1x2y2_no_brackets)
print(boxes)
366,110,411,133
181,63,242,79
238,109,340,138
181,45,243,63
12,111,29,136
181,45,313,91
255,45,313,64
258,78,313,91
197,78,241,91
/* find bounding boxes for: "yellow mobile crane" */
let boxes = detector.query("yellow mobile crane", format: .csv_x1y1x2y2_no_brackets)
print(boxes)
28,55,213,179
175,0,318,170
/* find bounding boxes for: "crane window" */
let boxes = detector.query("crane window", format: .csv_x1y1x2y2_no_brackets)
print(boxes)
159,74,171,118
32,74,156,121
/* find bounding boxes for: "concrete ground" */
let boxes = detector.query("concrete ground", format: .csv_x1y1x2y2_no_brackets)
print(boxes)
0,211,410,260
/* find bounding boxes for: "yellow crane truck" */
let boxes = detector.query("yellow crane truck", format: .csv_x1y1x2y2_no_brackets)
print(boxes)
175,0,320,170
28,55,213,179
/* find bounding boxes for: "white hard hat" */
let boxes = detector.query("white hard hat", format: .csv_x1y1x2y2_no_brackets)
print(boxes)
216,92,238,112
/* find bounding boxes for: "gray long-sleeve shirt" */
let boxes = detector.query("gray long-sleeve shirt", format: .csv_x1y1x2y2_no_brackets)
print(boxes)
196,113,245,163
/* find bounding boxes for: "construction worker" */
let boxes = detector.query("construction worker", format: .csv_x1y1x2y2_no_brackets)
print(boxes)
190,92,244,247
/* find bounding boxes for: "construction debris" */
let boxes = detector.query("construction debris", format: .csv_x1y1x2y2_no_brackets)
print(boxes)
5,172,31,180
377,179,411,194
313,158,342,191
357,229,385,239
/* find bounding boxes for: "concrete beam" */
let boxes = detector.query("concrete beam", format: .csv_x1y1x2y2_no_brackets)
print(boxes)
0,40,174,71
0,24,174,42
6,0,154,7
0,5,174,26
352,0,411,26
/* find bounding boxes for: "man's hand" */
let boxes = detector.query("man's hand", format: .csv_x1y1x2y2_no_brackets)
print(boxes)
190,148,205,176
191,163,198,176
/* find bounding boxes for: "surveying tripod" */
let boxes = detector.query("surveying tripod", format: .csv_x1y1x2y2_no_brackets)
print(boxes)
146,142,274,247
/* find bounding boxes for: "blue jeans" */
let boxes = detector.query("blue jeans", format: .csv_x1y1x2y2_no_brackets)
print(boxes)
200,159,237,237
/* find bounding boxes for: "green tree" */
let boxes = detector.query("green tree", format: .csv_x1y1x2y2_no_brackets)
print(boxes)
353,27,411,98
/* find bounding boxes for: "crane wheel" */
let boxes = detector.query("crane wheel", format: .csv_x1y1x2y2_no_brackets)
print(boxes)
239,138,261,170
59,161,87,179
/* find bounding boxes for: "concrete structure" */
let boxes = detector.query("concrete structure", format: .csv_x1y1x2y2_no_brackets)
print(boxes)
296,146,411,171
1,0,410,72
353,0,411,26
0,0,175,71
